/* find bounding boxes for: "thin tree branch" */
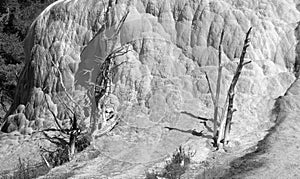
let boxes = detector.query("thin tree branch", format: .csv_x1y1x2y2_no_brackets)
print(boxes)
42,131,68,147
180,111,209,121
43,93,65,133
205,71,216,105
41,154,51,168
107,10,129,41
243,60,252,66
40,128,64,132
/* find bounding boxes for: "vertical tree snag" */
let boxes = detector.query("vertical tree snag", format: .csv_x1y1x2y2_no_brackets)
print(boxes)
205,29,225,146
92,44,130,135
42,93,81,161
212,29,224,145
216,94,228,148
69,111,78,159
88,10,130,135
222,27,252,147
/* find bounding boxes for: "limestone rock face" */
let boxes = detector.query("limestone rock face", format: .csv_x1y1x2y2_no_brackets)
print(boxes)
1,0,300,176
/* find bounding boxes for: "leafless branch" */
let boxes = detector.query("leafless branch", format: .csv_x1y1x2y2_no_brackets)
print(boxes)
243,61,252,66
41,154,51,168
205,72,216,105
107,10,129,42
55,95,76,117
43,93,65,133
42,131,68,147
49,60,82,110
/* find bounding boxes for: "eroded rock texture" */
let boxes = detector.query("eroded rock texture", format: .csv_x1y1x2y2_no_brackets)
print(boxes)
1,0,300,175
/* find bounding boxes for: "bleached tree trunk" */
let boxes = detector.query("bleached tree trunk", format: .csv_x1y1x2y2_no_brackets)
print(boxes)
218,27,252,148
205,29,224,146
212,30,224,145
216,97,228,148
69,133,76,159
68,112,78,159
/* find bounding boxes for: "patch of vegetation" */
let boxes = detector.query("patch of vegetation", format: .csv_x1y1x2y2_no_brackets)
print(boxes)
195,165,227,179
0,158,50,179
0,0,57,118
41,133,91,167
146,146,192,179
41,144,70,167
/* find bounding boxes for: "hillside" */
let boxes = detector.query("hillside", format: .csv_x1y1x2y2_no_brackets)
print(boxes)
1,0,300,178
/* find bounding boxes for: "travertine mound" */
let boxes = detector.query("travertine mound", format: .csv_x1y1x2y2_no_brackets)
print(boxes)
1,0,300,177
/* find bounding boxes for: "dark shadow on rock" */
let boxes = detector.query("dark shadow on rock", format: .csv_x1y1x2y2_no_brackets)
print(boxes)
218,107,287,178
180,111,215,133
164,126,212,139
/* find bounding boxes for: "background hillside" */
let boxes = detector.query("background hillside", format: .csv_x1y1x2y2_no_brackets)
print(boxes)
0,0,57,119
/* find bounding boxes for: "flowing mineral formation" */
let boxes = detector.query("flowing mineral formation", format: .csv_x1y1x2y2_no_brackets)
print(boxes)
1,0,300,178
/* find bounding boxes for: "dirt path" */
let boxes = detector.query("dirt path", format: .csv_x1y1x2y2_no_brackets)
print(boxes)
221,81,300,179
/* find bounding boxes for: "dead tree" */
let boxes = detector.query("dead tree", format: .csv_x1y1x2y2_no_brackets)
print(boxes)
217,27,252,148
36,4,130,166
205,28,252,149
88,10,131,135
91,44,131,134
41,93,82,163
40,41,89,162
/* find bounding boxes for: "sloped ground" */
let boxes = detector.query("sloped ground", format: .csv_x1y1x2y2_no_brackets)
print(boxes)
36,108,210,178
0,132,49,178
218,79,300,179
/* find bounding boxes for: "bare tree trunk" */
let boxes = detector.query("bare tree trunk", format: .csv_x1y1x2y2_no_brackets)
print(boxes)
216,96,228,148
69,113,78,159
69,133,76,160
88,89,98,134
222,27,252,146
212,29,224,145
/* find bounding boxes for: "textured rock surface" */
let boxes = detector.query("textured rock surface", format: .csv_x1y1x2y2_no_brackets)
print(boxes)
1,0,300,177
216,78,300,179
